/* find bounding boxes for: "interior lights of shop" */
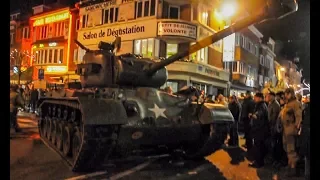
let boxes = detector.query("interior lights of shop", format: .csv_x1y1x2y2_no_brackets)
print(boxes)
33,12,69,26
49,42,57,47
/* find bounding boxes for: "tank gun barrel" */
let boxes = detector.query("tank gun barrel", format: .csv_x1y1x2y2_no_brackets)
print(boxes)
75,39,92,52
145,0,298,76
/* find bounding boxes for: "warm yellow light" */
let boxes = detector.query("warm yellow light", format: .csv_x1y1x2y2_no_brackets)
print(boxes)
220,1,237,18
45,66,68,73
33,12,69,26
280,67,286,71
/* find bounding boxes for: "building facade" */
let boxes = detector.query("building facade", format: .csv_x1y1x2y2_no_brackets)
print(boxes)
30,5,79,83
278,59,302,92
76,0,230,96
222,26,262,97
258,37,277,90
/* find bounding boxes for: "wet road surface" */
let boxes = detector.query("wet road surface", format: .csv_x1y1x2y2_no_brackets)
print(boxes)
10,114,305,180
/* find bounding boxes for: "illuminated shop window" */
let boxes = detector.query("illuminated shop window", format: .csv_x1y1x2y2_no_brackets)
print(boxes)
190,42,196,61
135,0,156,19
134,38,155,58
166,44,178,58
169,6,180,19
33,48,64,65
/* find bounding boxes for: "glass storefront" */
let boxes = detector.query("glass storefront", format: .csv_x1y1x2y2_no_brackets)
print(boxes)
161,80,187,93
134,38,160,58
166,44,178,58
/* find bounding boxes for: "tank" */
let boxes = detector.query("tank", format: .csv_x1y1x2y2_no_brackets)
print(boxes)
36,0,298,172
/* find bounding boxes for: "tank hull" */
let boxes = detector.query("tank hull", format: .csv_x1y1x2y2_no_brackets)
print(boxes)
37,87,234,172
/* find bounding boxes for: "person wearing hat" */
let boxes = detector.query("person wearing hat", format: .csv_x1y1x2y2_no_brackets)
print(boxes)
280,87,302,177
10,84,24,133
248,92,269,168
240,90,255,150
266,91,282,166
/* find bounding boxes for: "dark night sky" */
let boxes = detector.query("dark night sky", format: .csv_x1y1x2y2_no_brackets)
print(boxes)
10,0,310,80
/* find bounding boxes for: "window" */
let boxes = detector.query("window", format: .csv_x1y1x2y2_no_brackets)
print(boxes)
169,6,180,19
135,0,156,19
260,55,265,65
245,39,250,50
134,38,155,58
241,35,245,48
166,44,178,58
198,47,208,64
255,45,259,56
235,33,240,46
200,11,209,26
239,62,244,74
22,27,30,39
232,62,238,72
102,7,118,24
33,48,64,65
82,14,88,28
224,62,233,71
10,33,14,45
76,18,80,30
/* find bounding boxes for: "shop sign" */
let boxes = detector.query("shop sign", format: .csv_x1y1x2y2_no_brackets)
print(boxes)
45,66,67,73
80,0,116,14
33,12,69,26
77,19,157,45
157,22,197,40
197,65,220,77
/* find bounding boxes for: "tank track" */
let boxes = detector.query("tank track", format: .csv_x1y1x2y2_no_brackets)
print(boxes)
38,99,120,172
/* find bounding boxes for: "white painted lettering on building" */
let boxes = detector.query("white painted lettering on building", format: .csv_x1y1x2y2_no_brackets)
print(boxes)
77,19,157,45
157,22,197,40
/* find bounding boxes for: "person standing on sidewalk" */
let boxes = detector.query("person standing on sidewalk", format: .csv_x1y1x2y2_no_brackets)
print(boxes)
241,91,255,150
10,85,24,132
280,88,302,177
228,95,241,146
248,92,269,168
30,87,39,113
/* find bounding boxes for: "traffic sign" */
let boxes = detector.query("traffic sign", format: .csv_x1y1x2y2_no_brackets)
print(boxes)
38,68,44,80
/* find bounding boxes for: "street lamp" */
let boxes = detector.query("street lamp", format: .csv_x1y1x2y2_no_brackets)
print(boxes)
220,1,237,18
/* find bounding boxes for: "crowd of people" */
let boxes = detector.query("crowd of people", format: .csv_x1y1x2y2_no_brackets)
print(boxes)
164,86,310,178
10,84,47,133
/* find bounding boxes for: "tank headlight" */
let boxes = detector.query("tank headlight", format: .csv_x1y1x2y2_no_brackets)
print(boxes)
118,93,124,99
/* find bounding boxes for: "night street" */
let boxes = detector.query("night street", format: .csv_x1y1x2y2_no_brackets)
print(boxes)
10,114,305,180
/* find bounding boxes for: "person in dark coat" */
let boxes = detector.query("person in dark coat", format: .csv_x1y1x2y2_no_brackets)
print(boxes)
241,91,255,150
248,92,269,168
300,97,310,179
30,87,39,113
266,92,282,166
228,95,241,146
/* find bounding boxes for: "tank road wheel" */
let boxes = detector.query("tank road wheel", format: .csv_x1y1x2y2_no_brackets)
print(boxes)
62,124,73,156
56,122,64,151
183,123,228,159
72,127,82,161
51,121,57,145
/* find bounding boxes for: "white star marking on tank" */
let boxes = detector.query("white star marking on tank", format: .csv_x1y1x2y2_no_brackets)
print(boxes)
148,104,167,119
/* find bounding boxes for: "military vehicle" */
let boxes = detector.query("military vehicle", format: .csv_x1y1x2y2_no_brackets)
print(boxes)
37,0,298,172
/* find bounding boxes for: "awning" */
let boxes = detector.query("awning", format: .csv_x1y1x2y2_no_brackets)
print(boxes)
230,82,254,92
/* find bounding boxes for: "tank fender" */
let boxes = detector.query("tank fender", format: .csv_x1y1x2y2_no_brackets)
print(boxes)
78,98,128,125
198,104,234,124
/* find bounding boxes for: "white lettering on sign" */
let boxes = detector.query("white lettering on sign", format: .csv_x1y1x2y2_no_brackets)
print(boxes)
49,42,57,47
82,0,116,13
45,66,67,73
157,22,197,40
